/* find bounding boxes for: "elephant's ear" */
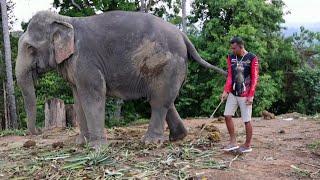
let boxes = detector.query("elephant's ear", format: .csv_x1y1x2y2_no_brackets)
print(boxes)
52,21,74,64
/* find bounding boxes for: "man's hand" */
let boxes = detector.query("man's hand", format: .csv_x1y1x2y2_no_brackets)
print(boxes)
221,91,229,101
246,96,254,105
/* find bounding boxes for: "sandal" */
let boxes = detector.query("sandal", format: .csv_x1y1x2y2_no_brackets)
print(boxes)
238,146,252,153
222,144,239,151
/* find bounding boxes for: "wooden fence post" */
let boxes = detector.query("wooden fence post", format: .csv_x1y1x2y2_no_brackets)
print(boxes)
65,104,78,127
44,98,66,130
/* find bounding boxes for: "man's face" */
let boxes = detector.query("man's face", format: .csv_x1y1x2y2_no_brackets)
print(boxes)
230,43,242,55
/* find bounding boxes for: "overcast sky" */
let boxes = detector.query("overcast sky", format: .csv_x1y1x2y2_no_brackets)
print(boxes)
11,0,320,31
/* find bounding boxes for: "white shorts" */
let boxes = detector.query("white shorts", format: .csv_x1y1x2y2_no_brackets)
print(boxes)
223,93,252,123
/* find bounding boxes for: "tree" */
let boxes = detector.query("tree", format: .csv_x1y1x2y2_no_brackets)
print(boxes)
0,0,17,130
1,0,18,128
53,0,139,17
53,0,181,19
181,0,186,32
140,0,146,12
276,27,320,114
292,26,320,68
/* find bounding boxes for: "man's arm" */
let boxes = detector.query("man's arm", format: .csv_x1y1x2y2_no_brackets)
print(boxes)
224,55,232,93
248,56,259,97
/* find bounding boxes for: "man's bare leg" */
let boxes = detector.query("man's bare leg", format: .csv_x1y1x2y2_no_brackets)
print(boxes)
243,121,252,147
225,115,237,145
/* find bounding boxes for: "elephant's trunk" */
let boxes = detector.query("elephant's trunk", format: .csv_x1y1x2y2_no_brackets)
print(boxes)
16,71,38,134
15,37,39,134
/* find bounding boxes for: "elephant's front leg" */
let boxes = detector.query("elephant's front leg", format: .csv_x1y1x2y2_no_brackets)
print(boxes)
76,71,107,148
72,87,89,145
142,104,168,144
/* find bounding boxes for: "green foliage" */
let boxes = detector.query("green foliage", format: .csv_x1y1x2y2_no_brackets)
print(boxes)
290,68,320,114
35,72,73,126
252,74,282,116
0,128,26,137
16,71,74,128
293,26,320,50
176,0,320,117
62,146,115,170
174,0,288,117
307,140,320,150
292,26,320,68
53,0,139,17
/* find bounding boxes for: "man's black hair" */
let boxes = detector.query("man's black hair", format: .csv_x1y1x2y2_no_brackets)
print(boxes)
230,36,244,47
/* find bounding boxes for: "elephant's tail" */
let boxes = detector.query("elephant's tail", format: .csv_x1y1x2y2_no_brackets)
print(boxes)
182,33,227,76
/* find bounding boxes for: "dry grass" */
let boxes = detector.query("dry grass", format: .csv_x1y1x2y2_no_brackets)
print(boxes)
0,135,231,179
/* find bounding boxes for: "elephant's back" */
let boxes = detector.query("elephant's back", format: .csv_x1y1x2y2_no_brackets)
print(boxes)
88,10,176,32
73,11,187,100
75,11,186,56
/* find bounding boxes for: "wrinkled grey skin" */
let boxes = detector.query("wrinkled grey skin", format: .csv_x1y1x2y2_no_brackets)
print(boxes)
16,11,226,146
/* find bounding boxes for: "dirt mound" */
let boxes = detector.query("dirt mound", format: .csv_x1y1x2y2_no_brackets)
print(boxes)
278,112,306,119
23,140,36,148
52,141,64,149
261,110,275,120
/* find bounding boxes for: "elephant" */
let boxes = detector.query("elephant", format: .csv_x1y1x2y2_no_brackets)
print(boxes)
15,10,227,146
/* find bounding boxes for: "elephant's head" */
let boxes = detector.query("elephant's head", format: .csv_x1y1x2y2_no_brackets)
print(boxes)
15,11,75,134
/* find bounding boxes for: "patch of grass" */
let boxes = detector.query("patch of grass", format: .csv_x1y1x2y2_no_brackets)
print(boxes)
0,129,27,137
313,113,320,121
106,118,149,128
307,140,320,150
62,146,116,170
105,117,128,128
291,165,311,177
127,118,149,126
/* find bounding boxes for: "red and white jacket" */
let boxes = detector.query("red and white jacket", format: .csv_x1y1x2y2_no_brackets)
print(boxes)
224,52,259,97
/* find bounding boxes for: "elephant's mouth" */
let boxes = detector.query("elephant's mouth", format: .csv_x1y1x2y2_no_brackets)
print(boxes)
30,60,48,84
30,62,40,86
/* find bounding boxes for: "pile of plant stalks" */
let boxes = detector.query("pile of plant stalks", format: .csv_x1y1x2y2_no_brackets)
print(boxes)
0,136,234,179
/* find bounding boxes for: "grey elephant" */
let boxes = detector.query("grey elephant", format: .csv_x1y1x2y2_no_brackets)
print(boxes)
16,10,226,146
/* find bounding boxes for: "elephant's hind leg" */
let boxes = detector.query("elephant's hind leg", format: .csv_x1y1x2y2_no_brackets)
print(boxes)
141,54,187,144
166,104,187,141
142,101,169,144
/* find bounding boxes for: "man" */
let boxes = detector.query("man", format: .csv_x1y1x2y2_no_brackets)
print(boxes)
221,37,259,153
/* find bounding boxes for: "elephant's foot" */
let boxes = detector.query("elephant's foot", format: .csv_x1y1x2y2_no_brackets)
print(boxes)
27,127,42,135
141,132,168,144
88,138,107,149
169,124,188,141
82,133,107,148
76,134,107,149
75,134,88,145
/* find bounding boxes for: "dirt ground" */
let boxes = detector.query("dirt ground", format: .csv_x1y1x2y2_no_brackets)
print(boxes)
0,113,319,179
